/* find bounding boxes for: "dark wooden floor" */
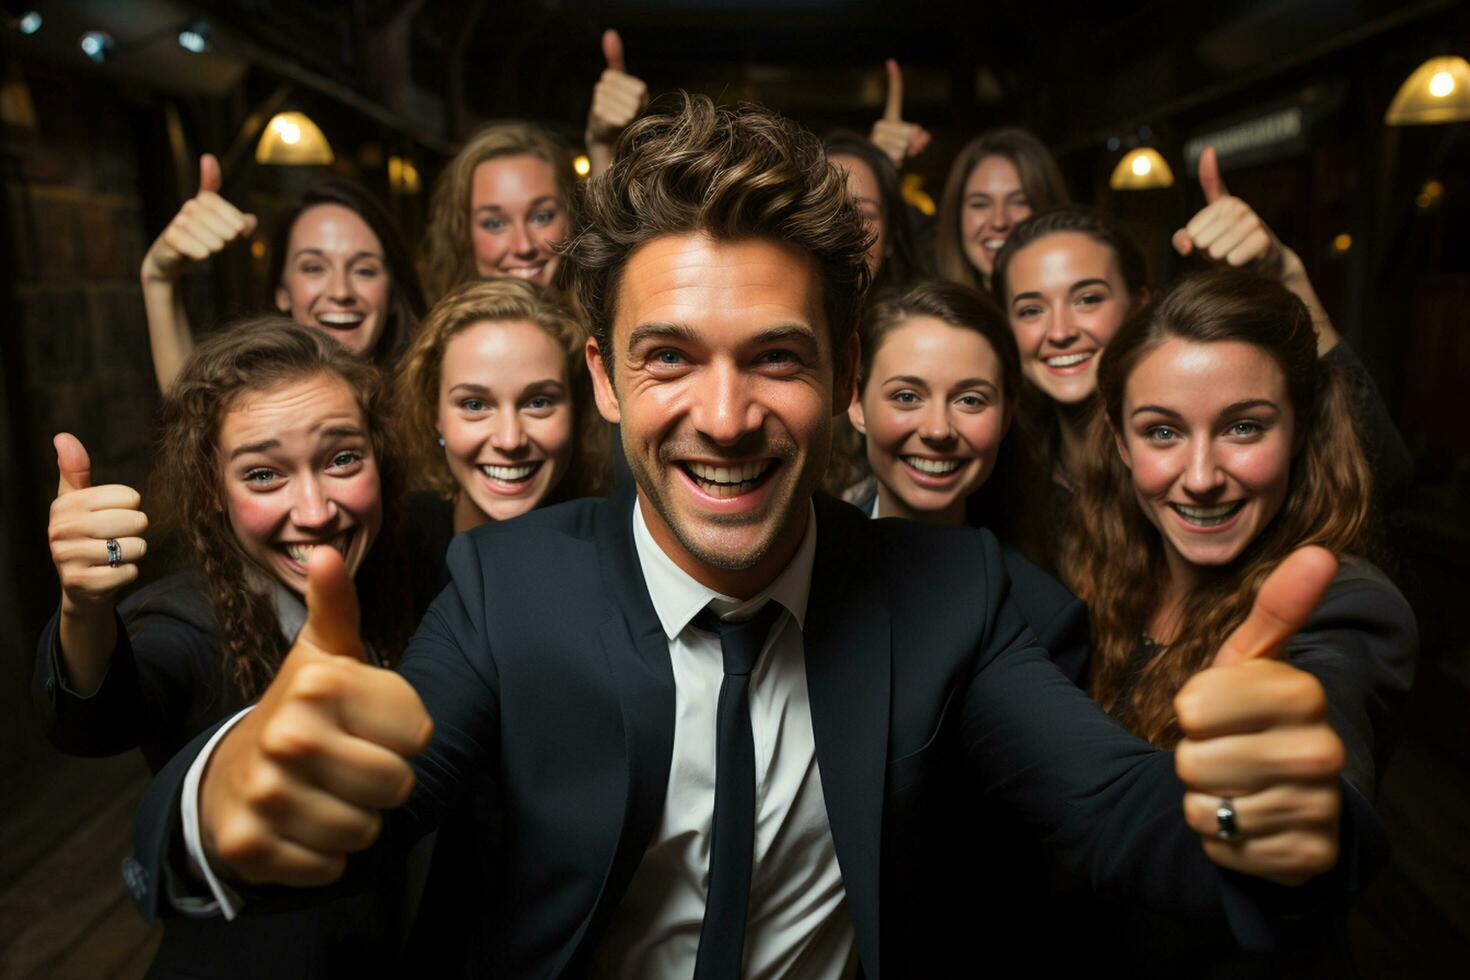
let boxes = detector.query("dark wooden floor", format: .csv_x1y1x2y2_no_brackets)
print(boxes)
0,750,160,979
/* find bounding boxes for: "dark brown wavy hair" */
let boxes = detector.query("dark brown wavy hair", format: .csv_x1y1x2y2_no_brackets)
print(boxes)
990,207,1153,567
935,127,1070,292
419,122,576,304
153,319,412,698
1062,269,1373,747
393,277,611,504
269,177,426,367
561,92,872,360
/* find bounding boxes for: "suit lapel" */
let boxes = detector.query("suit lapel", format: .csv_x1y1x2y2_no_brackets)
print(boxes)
557,487,678,972
804,494,891,977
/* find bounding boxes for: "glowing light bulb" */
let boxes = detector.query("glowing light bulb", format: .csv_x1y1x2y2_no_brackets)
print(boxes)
1429,71,1455,98
1131,154,1151,176
573,154,591,177
280,122,301,144
1331,233,1352,253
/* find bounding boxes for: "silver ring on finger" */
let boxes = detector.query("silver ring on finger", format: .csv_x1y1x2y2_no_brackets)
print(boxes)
105,538,123,568
1216,796,1241,841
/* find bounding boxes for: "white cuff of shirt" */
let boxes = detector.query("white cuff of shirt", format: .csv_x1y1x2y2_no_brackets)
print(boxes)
177,706,253,920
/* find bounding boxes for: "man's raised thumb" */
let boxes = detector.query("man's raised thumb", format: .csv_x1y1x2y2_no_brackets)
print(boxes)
300,546,365,660
54,432,93,497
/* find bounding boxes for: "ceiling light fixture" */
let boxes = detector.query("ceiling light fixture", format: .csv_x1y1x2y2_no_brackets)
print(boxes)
255,111,334,165
1109,147,1174,190
1385,56,1470,126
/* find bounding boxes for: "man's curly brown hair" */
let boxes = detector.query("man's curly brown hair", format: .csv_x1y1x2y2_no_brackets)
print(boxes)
559,92,873,359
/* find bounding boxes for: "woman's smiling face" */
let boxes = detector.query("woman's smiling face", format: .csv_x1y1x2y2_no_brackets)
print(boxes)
851,316,1010,522
470,155,568,288
436,319,575,522
1005,231,1134,407
217,372,382,595
1116,337,1295,574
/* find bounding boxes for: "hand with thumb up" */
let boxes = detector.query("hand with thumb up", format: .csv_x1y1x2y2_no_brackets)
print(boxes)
49,432,150,694
141,153,259,285
1173,547,1346,886
585,29,649,176
199,547,433,886
1171,146,1288,278
869,58,932,170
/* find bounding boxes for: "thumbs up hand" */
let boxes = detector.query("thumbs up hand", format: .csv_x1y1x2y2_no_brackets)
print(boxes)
1171,146,1287,277
869,59,932,170
49,433,148,611
585,30,649,156
1174,547,1345,886
199,547,433,886
141,153,259,284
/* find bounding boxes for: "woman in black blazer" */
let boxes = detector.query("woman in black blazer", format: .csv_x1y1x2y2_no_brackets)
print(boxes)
33,319,422,977
1056,269,1416,976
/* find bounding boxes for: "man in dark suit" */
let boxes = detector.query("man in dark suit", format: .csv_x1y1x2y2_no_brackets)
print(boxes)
132,95,1375,978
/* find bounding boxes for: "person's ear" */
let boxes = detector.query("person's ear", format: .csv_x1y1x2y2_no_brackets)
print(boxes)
275,283,291,316
834,332,861,417
847,386,867,434
586,336,621,424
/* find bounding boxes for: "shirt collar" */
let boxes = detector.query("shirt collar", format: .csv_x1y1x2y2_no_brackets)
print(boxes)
631,494,816,640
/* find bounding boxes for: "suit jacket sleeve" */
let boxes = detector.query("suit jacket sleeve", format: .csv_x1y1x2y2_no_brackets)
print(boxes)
957,534,1385,951
32,591,211,770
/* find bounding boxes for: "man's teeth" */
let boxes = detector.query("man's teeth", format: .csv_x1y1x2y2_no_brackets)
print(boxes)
285,534,350,564
904,456,961,475
481,463,539,482
1172,502,1244,527
317,313,363,327
1045,352,1092,368
686,461,771,498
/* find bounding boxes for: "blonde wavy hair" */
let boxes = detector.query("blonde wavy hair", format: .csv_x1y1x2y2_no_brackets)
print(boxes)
393,278,611,505
419,122,576,303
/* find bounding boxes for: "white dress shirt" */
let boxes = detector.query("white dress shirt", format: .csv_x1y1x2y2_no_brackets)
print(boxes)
589,500,856,979
181,499,858,977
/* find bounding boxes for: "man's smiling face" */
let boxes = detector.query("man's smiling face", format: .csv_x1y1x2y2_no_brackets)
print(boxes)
588,232,855,596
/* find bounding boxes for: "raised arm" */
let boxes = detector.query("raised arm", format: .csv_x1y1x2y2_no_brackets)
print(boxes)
46,433,148,696
584,30,648,178
139,154,257,390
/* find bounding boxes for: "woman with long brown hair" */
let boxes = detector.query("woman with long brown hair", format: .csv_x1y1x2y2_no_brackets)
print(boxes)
418,122,577,302
1057,268,1416,974
34,319,422,973
934,127,1070,293
141,155,425,390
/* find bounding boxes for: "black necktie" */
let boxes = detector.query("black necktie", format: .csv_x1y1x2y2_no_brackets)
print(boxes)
692,599,784,980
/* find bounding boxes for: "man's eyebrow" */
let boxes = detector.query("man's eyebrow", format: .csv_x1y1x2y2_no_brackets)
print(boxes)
749,323,819,346
627,322,702,348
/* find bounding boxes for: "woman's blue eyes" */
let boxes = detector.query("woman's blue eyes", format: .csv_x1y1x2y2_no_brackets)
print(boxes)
460,396,558,411
461,397,488,412
1145,421,1266,442
479,209,560,233
330,451,363,469
244,468,277,484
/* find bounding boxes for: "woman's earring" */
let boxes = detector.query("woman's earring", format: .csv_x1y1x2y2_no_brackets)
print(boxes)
437,436,446,447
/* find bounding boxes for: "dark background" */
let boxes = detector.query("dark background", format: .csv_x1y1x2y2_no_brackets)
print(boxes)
2,1,1467,975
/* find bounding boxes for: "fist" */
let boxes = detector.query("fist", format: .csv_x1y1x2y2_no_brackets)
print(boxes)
586,29,648,145
141,153,258,282
49,433,147,610
201,548,432,886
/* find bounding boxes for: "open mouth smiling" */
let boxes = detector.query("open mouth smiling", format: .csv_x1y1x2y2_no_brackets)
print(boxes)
679,460,779,499
1169,501,1246,528
279,530,354,571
